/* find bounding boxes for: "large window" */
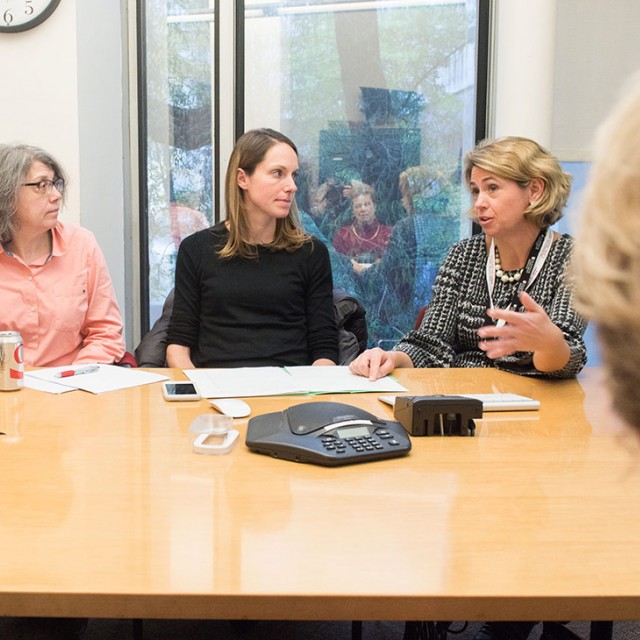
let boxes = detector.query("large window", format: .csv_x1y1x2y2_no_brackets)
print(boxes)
140,0,487,346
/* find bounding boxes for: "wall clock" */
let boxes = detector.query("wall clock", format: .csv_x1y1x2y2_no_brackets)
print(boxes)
0,0,62,33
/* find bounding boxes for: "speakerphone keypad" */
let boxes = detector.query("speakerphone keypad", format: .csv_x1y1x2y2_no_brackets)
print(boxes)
320,431,396,455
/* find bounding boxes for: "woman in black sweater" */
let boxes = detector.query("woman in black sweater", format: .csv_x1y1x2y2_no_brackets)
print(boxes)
166,129,338,368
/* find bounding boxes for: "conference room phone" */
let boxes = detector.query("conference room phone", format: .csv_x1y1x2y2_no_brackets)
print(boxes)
246,401,412,467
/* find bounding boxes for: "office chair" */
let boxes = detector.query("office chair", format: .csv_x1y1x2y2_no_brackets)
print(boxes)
414,304,428,330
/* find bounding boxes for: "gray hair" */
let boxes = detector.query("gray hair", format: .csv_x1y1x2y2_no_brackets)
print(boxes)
0,143,67,243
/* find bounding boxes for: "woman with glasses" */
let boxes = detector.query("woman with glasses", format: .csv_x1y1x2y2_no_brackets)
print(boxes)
0,143,125,367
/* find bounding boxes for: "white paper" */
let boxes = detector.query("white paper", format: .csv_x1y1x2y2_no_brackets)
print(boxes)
184,365,407,399
23,376,76,394
26,364,169,394
185,367,307,398
283,366,407,394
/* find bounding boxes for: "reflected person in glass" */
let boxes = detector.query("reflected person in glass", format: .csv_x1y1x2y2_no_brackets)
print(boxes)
0,143,125,368
333,182,393,270
309,176,353,240
166,128,338,368
354,166,461,339
349,136,587,382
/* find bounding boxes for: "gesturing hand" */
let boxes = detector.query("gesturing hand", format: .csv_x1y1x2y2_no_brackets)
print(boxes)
477,291,567,368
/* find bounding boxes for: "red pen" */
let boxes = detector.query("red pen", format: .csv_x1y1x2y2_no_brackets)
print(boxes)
55,365,100,378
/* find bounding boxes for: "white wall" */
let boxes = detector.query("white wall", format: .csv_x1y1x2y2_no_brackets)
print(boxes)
490,0,557,147
76,0,133,342
552,0,640,160
491,0,640,160
0,0,132,346
0,1,81,217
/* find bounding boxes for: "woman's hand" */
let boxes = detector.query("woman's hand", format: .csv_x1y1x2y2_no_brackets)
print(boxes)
348,348,413,381
477,291,570,372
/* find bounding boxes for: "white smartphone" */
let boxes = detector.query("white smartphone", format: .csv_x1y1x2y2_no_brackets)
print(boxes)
162,381,201,402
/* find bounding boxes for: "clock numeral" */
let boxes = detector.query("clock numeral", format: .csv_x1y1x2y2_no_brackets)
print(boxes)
0,0,60,31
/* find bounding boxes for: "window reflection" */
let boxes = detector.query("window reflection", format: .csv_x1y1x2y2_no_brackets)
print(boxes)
245,0,478,344
142,0,480,345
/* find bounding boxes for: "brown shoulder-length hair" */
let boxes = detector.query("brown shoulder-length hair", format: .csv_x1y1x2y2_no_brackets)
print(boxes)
219,128,308,259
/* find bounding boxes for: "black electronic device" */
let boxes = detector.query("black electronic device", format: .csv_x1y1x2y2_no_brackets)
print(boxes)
162,381,201,402
393,395,483,437
245,401,411,467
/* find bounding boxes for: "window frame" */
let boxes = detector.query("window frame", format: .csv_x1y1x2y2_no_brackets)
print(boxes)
136,0,492,335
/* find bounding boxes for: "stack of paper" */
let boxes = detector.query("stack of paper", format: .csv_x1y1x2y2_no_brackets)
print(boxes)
185,365,407,399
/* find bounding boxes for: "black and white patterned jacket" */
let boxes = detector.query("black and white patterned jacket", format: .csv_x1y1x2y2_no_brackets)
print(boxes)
394,232,587,378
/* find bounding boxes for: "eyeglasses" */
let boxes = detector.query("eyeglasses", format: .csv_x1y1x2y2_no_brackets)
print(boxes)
21,178,65,196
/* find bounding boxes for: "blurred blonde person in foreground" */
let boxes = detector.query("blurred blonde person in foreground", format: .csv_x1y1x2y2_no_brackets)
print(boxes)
573,72,640,433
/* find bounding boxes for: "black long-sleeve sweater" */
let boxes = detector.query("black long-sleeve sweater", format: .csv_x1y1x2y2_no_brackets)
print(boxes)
167,223,338,368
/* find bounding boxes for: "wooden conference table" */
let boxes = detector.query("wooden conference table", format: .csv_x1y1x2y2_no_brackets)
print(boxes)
1,367,639,631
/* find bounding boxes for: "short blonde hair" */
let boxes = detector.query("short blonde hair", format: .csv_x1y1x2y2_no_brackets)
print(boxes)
464,136,572,228
573,73,640,431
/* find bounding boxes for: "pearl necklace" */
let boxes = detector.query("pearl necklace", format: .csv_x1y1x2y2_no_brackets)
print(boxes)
494,246,523,283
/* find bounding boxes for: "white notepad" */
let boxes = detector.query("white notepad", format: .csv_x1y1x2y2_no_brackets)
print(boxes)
378,393,540,412
456,393,540,411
